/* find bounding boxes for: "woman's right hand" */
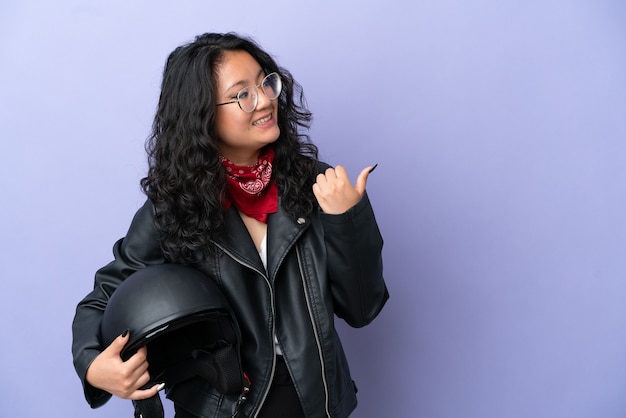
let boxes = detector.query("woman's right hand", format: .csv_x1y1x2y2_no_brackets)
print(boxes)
86,331,163,400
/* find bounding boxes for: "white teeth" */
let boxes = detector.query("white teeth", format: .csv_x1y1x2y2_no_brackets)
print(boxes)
253,115,271,125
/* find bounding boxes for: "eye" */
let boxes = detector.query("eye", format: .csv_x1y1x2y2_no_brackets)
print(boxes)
262,75,275,89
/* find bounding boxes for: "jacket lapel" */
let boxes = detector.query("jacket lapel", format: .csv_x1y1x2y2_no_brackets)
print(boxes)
214,206,266,274
213,201,311,281
266,200,310,283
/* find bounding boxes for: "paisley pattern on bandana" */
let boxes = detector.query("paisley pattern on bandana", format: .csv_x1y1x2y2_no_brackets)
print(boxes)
220,148,278,223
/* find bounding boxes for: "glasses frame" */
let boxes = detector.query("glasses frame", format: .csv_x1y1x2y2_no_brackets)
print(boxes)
216,72,282,113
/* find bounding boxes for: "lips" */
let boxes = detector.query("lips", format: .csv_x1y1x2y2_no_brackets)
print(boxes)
252,113,273,126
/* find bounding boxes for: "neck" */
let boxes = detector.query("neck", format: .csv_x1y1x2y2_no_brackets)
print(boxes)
219,148,260,166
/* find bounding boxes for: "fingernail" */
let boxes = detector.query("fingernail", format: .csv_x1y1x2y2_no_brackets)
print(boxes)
157,383,166,391
121,328,129,338
368,163,378,174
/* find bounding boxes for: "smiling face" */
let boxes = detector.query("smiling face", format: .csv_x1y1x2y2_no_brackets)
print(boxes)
214,50,280,165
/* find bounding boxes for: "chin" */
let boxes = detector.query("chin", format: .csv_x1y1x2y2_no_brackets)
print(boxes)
266,128,280,144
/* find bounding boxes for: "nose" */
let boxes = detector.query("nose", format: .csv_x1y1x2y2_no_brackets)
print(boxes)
254,86,272,110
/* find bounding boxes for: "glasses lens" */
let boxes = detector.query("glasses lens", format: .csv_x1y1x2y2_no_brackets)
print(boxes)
262,73,282,100
237,86,257,113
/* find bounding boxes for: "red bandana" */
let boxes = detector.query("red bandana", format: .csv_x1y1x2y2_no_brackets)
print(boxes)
220,148,278,223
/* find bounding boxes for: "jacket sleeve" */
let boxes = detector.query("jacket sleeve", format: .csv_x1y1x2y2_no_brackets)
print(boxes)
71,199,165,408
320,192,389,328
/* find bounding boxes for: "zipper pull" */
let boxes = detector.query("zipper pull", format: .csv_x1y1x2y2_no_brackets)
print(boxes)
231,373,251,418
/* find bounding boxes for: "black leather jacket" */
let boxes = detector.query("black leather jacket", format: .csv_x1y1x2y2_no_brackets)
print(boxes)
72,192,388,418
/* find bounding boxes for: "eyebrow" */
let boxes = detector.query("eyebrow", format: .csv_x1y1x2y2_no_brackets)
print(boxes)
224,68,265,94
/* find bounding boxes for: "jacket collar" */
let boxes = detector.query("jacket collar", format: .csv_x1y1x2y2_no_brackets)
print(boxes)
213,199,311,281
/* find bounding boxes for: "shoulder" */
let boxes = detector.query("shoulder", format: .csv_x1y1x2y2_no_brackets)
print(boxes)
316,161,332,173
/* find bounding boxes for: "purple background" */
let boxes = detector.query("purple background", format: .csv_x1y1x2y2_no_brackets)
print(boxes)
1,1,626,417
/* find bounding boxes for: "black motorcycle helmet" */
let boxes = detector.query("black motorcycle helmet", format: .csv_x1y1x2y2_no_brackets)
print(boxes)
101,264,249,417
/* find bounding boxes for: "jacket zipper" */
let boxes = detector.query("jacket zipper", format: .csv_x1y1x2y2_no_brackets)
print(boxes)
296,245,331,418
213,244,277,418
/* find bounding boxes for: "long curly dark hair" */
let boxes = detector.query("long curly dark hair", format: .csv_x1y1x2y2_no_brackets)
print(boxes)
140,32,319,263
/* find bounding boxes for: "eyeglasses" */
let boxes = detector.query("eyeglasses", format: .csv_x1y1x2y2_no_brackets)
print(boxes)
216,72,282,113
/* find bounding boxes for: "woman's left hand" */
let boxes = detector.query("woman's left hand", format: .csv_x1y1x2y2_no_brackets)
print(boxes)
313,165,374,214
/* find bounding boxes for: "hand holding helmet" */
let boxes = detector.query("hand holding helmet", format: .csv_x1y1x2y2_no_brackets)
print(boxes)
91,264,248,417
86,330,163,400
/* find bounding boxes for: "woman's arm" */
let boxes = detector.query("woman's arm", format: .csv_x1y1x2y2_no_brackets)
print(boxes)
320,192,388,327
71,199,166,407
312,164,389,327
